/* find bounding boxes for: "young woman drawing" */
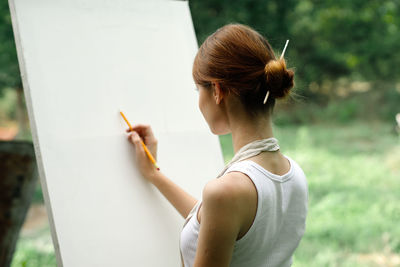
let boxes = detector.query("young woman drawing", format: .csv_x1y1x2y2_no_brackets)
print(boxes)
126,23,308,267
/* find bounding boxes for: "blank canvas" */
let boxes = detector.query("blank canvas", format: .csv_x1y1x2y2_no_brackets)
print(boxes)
8,0,225,266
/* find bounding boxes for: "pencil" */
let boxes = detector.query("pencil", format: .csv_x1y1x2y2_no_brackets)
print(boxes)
120,110,160,171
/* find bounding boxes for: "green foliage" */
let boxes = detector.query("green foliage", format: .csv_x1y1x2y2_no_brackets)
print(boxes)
219,134,234,163
0,87,17,121
289,0,400,91
1,0,399,121
273,84,400,126
11,226,57,267
378,85,400,122
0,1,21,96
189,0,400,109
32,181,44,204
277,121,400,266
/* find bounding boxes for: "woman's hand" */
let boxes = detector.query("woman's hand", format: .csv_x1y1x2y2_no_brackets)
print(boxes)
126,124,159,182
127,124,199,219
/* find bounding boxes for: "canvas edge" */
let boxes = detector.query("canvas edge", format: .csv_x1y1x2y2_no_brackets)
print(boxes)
7,0,64,266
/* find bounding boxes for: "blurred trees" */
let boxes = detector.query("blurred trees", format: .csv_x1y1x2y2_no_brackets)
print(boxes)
289,0,400,100
0,0,20,95
189,0,400,118
0,0,399,124
0,0,28,138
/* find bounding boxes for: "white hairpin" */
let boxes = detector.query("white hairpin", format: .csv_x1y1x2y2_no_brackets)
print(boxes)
263,39,289,104
281,39,289,60
263,90,270,104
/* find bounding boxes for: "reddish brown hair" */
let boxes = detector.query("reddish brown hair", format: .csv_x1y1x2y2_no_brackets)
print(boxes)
192,23,294,117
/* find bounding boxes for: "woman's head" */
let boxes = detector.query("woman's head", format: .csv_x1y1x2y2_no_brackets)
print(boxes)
193,23,295,134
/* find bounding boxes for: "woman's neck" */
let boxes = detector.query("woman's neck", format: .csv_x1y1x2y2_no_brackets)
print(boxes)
229,114,274,154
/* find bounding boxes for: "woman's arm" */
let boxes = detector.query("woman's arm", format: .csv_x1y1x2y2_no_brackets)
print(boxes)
149,171,198,219
193,177,244,267
127,124,197,219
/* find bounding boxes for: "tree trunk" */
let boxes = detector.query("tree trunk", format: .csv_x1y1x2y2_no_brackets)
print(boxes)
0,141,38,267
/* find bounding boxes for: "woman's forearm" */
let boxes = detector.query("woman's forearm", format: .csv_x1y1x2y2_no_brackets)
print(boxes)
149,171,198,219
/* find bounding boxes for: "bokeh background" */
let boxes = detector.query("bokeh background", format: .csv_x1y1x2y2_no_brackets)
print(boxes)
1,0,399,266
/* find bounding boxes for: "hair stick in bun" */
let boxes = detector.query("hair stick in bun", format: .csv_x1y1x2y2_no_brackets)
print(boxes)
263,40,289,104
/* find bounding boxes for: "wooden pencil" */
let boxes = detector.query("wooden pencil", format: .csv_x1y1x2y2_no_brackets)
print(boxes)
120,110,160,171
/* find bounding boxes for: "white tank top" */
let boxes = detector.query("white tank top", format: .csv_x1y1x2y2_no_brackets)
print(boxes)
179,154,308,267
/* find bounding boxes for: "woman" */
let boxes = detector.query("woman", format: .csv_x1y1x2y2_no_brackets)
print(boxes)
127,23,308,267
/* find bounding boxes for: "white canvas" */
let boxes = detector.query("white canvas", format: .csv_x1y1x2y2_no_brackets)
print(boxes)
8,0,225,266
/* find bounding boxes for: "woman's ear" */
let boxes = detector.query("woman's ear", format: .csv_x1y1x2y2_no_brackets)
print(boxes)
212,82,224,104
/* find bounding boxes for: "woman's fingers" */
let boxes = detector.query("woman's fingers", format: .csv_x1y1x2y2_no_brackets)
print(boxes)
130,132,145,154
125,124,149,131
126,124,157,144
127,124,154,135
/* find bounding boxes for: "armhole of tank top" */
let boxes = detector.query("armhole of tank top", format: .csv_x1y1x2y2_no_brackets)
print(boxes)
224,166,263,246
183,200,202,230
195,202,202,225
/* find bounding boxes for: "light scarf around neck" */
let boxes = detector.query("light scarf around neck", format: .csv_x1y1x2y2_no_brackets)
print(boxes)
216,137,280,178
180,137,280,266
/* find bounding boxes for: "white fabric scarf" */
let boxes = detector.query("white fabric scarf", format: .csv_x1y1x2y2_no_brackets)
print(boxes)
216,137,280,178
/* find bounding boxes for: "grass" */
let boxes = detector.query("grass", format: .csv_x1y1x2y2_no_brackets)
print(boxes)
11,226,56,267
274,121,400,267
11,120,400,266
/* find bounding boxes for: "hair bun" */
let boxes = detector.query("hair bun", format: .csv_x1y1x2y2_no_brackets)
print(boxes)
264,58,294,99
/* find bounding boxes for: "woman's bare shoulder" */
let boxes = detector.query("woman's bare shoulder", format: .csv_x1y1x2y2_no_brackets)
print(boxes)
203,171,255,200
200,172,257,220
198,172,258,237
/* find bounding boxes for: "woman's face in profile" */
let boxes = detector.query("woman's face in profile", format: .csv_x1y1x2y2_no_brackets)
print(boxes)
197,83,230,135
